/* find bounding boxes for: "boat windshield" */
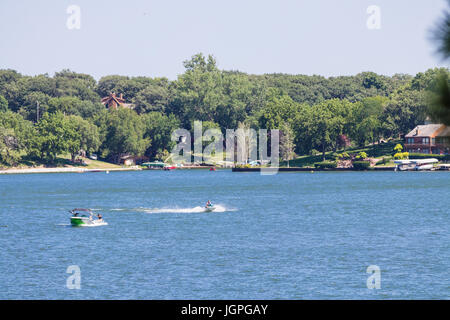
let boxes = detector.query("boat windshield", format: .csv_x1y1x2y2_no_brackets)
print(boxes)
70,208,93,215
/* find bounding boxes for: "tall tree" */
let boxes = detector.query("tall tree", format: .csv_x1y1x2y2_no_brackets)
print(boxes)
142,112,180,160
0,127,21,166
294,99,350,159
66,115,101,162
32,112,79,163
0,111,36,163
279,123,296,167
257,88,299,130
133,83,169,114
350,96,387,146
99,108,150,163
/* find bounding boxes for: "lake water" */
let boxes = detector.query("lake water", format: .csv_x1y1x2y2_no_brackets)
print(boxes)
0,170,448,299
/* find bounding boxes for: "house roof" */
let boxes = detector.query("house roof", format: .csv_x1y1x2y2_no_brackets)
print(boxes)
101,93,126,107
405,124,444,138
101,93,135,109
436,126,450,137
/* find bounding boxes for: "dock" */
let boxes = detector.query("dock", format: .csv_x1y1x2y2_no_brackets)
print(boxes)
232,166,396,172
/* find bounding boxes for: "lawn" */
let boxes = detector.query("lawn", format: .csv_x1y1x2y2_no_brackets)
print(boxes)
281,140,401,168
8,154,121,169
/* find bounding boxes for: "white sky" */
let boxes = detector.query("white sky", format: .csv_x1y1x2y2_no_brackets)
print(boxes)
0,0,448,79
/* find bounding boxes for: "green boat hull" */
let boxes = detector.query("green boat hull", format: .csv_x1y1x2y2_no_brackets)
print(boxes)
71,217,88,226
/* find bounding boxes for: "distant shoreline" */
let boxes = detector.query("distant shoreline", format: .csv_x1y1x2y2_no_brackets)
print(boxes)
232,167,396,172
232,166,450,172
0,167,142,175
2,165,449,175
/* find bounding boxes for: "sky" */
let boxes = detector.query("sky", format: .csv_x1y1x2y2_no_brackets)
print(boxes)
0,0,448,80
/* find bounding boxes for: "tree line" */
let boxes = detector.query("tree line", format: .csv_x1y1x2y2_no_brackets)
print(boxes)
0,53,448,166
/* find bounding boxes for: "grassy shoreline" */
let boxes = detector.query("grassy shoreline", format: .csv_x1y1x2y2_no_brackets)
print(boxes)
0,167,142,174
0,154,131,174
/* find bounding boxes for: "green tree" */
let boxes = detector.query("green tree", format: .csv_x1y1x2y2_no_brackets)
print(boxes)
54,70,99,103
0,95,8,112
170,53,225,127
66,115,101,162
96,75,130,98
0,127,21,166
143,112,180,159
170,54,257,130
279,123,296,167
294,99,350,160
381,87,427,138
350,96,387,146
0,111,36,163
100,108,150,163
32,112,79,163
19,91,50,122
360,72,386,91
133,83,169,114
257,88,299,130
96,75,155,101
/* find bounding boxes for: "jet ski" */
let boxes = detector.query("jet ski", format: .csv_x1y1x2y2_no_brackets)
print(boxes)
204,202,215,212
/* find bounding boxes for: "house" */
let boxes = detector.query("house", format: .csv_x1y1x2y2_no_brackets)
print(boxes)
101,93,134,109
436,126,450,149
405,121,450,155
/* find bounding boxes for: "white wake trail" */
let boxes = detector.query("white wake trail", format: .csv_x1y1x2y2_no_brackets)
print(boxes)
144,204,234,214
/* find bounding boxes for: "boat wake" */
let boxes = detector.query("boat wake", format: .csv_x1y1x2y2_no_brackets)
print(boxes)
78,222,108,227
99,205,237,214
144,204,234,214
56,222,108,227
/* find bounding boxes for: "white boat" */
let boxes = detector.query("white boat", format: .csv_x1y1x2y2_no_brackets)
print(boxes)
412,159,439,171
394,158,439,171
437,164,450,171
204,205,216,212
394,160,415,171
70,208,108,227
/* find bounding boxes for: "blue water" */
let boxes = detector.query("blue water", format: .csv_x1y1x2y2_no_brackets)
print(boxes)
0,170,448,299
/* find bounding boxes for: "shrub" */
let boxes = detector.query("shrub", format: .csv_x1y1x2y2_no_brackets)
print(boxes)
394,143,403,153
408,153,445,160
314,161,337,169
394,152,409,160
355,151,368,160
336,152,350,160
353,161,370,170
236,163,252,168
